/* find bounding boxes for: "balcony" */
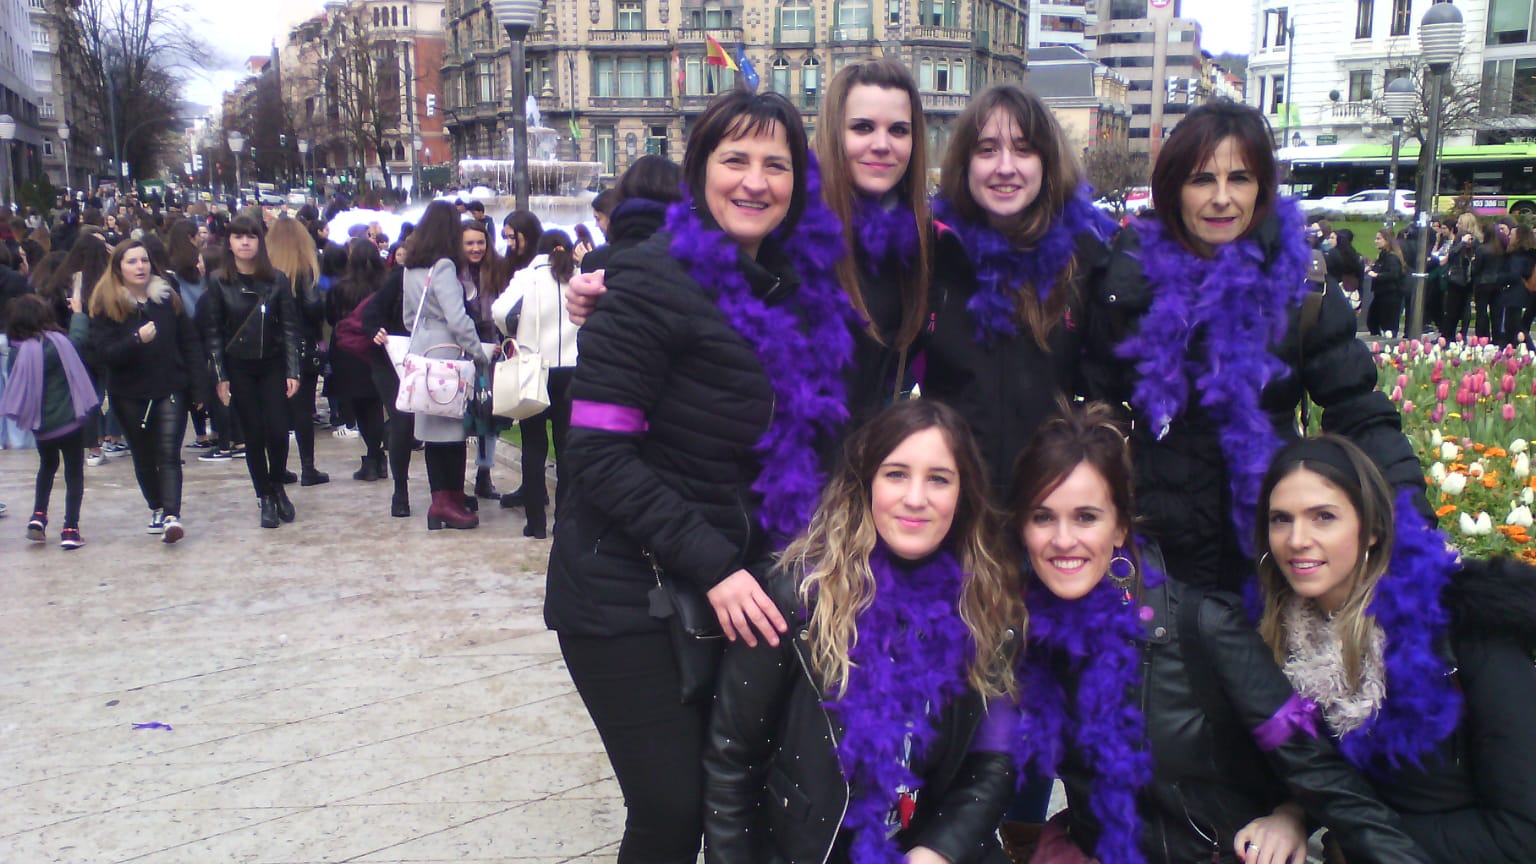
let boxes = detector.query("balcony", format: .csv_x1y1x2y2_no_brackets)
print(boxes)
527,26,555,43
776,26,813,45
471,38,500,58
830,26,873,44
679,93,715,113
973,29,991,51
921,92,971,112
588,96,674,110
588,29,672,48
677,27,744,45
906,25,973,46
1331,100,1373,119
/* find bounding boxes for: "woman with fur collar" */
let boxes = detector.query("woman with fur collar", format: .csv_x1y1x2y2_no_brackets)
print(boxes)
88,239,205,543
1256,435,1536,862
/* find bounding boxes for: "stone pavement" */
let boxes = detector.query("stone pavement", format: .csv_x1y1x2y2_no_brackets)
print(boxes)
0,431,626,863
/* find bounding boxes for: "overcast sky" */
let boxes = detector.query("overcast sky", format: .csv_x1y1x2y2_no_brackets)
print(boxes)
182,0,1255,111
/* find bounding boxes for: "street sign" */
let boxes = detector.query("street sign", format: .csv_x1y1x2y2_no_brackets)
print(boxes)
1317,134,1338,145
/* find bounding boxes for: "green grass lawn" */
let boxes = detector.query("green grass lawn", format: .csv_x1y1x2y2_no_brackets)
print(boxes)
1332,219,1406,259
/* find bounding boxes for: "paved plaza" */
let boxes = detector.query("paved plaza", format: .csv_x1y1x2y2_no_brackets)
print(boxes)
0,433,625,863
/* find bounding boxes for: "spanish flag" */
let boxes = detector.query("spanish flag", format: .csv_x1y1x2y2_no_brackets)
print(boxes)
705,35,738,71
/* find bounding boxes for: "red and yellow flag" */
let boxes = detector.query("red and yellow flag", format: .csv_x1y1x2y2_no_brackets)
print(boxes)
705,35,738,71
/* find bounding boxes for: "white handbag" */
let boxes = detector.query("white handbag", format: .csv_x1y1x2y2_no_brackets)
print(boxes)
493,337,550,420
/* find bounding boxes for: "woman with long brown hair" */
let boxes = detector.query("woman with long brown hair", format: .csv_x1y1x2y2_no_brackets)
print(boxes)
266,216,329,485
1365,228,1406,336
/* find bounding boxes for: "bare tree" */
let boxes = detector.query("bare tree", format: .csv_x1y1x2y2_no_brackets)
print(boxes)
300,5,405,187
1369,48,1483,188
1083,140,1149,215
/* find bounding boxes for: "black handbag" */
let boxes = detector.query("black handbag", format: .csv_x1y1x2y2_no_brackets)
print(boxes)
644,551,725,704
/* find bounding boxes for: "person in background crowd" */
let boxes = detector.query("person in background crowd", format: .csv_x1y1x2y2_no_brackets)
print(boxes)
1497,223,1534,346
49,229,114,466
266,217,330,486
1442,213,1480,341
1470,222,1507,341
1365,228,1406,336
578,156,680,277
501,210,543,272
168,219,214,450
1326,227,1366,313
327,237,389,483
704,400,1021,863
571,223,595,267
88,239,204,543
362,247,417,517
460,219,507,502
1,293,97,549
204,216,303,530
591,188,618,238
1255,435,1536,863
193,246,243,462
466,200,494,238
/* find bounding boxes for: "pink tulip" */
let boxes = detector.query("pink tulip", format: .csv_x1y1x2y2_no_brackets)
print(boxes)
1483,381,1494,398
1431,404,1446,423
1504,403,1518,423
1438,336,1448,347
1451,356,1462,367
1397,374,1409,390
1370,342,1381,353
1437,381,1451,402
1504,374,1517,395
1457,388,1475,407
1390,386,1403,402
1403,400,1415,414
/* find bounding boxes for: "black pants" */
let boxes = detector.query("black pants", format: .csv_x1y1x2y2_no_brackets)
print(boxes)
1494,301,1528,347
227,358,291,497
1473,285,1499,339
560,632,705,864
351,395,386,460
188,402,208,439
34,427,85,527
1443,284,1472,340
112,393,187,517
287,370,320,469
519,367,574,521
371,356,414,496
1367,289,1403,336
422,442,466,493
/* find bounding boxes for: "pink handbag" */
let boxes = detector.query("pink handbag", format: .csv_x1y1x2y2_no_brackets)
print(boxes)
395,344,473,418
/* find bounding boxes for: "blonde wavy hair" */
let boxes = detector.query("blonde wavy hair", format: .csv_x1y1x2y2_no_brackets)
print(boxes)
265,217,320,295
784,400,1021,700
1254,434,1394,690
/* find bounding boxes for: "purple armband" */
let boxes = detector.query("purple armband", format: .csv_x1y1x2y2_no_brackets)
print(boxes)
1252,693,1321,752
570,400,648,434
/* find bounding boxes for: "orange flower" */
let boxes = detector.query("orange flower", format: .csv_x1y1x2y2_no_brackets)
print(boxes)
1473,443,1487,452
1482,474,1501,489
1499,526,1532,545
1521,548,1536,565
1486,447,1509,459
1449,462,1469,473
1436,504,1458,517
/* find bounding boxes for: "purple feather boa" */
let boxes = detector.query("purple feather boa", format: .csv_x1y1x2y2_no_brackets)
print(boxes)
1338,488,1463,772
855,196,919,268
665,153,859,544
823,546,975,861
1114,200,1312,555
1015,553,1164,864
931,184,1115,346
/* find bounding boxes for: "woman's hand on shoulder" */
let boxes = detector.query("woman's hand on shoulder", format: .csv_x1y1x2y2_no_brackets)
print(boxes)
707,569,788,649
565,269,605,325
1234,802,1308,864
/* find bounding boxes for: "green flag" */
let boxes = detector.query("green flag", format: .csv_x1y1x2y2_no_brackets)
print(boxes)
569,118,582,141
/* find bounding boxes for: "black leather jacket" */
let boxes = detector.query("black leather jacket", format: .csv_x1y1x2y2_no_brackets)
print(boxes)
703,568,1016,864
203,271,302,381
1053,573,1430,864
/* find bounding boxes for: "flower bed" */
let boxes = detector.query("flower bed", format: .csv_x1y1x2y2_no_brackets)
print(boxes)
1371,336,1536,562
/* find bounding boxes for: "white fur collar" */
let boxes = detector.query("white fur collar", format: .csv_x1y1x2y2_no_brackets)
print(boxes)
131,276,175,306
1280,595,1387,736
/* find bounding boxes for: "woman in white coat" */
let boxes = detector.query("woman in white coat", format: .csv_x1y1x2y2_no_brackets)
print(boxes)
492,229,579,538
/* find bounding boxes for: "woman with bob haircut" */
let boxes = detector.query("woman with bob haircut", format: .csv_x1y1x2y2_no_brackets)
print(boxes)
203,215,303,529
705,399,1021,864
1008,403,1431,864
400,200,489,531
545,89,854,862
1082,99,1422,596
1255,435,1536,863
924,84,1117,497
266,216,330,486
88,239,205,542
577,154,681,275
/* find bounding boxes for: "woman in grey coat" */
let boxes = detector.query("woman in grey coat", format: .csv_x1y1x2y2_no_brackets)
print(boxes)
401,201,489,530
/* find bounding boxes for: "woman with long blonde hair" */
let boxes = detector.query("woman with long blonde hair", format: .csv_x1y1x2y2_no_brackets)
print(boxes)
705,399,1021,863
266,216,329,485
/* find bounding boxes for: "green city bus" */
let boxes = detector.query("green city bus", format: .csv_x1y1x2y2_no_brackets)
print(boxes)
1279,142,1536,215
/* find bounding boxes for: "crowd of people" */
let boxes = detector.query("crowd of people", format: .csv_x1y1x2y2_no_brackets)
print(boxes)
544,68,1535,864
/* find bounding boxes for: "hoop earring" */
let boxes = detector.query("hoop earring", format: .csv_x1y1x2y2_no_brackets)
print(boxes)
1109,551,1137,591
1257,551,1271,570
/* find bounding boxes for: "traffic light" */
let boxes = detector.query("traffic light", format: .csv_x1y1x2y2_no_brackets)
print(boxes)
280,134,287,147
192,154,203,171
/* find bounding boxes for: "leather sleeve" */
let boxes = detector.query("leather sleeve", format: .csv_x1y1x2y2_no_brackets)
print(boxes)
908,749,1016,864
564,268,742,591
202,280,229,382
273,274,303,379
702,596,800,863
1402,634,1536,863
1198,595,1432,864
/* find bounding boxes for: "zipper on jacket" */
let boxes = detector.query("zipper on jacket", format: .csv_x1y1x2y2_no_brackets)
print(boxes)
791,638,850,864
259,303,267,353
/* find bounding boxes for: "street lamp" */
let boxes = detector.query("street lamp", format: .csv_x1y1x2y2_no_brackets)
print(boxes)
489,0,541,211
411,134,423,201
298,138,310,196
228,131,246,205
0,115,16,210
1406,1,1466,340
57,123,71,196
1383,76,1415,228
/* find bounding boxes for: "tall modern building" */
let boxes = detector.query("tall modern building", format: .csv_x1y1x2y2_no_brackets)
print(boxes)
1481,0,1536,142
438,0,1029,181
1030,0,1098,50
0,0,42,197
1088,0,1206,153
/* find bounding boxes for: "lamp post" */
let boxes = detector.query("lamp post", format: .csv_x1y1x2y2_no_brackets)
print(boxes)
228,131,246,206
0,115,16,210
1383,77,1415,229
489,0,541,212
412,134,423,200
298,138,310,197
93,145,102,193
1406,1,1466,340
58,124,71,196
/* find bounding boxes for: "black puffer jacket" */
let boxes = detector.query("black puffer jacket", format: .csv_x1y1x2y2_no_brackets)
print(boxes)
704,566,1015,864
1055,571,1431,864
923,229,1106,498
1082,217,1425,592
544,231,797,637
202,270,302,381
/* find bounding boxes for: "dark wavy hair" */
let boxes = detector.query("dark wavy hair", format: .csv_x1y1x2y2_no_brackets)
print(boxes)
616,154,683,204
402,201,462,270
502,210,544,272
1007,401,1137,567
1150,99,1278,255
682,90,811,236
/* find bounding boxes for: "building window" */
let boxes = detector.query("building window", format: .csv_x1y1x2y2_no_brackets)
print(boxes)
595,126,616,174
403,6,408,26
781,0,813,35
598,56,670,98
1390,0,1410,36
478,61,495,103
31,26,47,48
1348,70,1372,102
1487,0,1530,45
771,56,790,93
926,0,956,27
836,0,871,30
616,0,644,31
1269,74,1285,115
618,58,646,96
1384,66,1411,93
647,124,668,156
684,56,732,95
802,54,820,105
1355,0,1373,39
889,0,900,26
918,58,967,93
43,138,52,156
688,2,732,28
1273,8,1288,47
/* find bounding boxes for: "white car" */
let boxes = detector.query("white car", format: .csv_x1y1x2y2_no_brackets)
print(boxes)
1300,189,1416,216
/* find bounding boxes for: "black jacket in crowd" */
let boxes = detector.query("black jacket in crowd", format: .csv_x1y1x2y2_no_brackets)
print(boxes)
0,263,27,329
703,567,1015,864
362,266,408,339
544,230,805,638
291,272,326,371
1082,216,1425,592
1371,251,1406,295
1053,570,1431,864
1470,241,1507,295
579,197,669,275
88,277,206,401
202,270,302,382
922,229,1108,498
1360,557,1536,863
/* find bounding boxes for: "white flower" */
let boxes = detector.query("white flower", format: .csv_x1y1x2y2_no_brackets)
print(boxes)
1459,511,1493,535
1515,453,1531,480
1441,473,1468,496
1468,461,1486,478
1430,429,1444,447
1441,441,1460,461
1523,487,1534,506
1511,438,1529,454
1507,505,1533,528
1429,462,1448,482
